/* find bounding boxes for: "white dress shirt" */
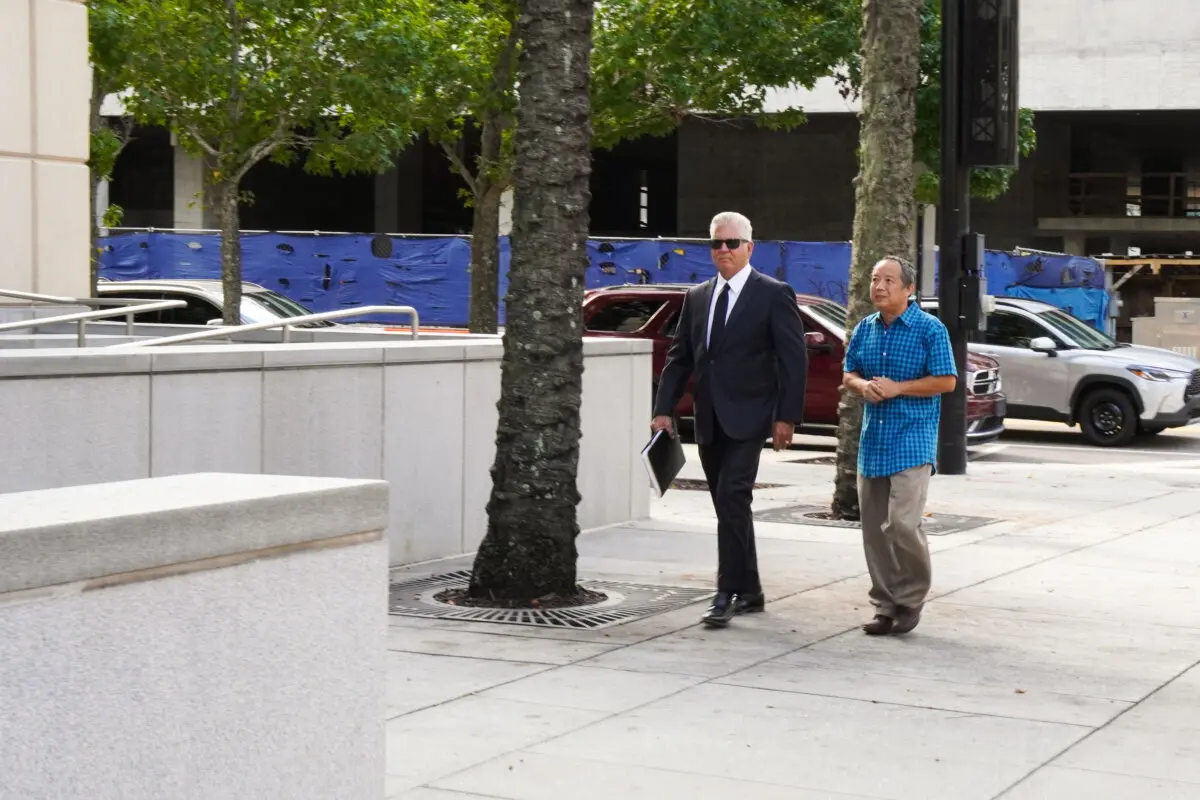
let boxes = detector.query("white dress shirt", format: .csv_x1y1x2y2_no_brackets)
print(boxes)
705,265,753,347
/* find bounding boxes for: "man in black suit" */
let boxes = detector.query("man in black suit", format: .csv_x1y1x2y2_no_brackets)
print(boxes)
651,211,808,627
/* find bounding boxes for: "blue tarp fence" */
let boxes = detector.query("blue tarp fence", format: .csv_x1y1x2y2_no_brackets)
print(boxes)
98,232,1110,329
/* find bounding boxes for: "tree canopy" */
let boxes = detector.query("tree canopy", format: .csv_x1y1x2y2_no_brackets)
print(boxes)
831,0,1037,202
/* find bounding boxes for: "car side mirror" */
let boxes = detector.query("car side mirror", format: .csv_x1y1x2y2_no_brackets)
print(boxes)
1029,336,1057,356
206,318,224,326
805,330,833,354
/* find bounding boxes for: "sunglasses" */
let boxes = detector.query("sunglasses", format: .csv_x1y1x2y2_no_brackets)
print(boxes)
709,238,746,250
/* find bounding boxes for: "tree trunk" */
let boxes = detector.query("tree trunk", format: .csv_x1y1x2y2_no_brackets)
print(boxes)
215,180,244,325
468,0,595,600
831,0,922,520
468,179,504,334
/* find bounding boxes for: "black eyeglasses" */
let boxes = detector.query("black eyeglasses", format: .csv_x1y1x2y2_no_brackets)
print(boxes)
709,238,746,250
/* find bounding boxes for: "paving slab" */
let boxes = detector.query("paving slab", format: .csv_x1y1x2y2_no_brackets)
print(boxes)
1001,766,1200,800
527,683,1087,800
385,651,549,719
387,626,619,666
432,751,883,800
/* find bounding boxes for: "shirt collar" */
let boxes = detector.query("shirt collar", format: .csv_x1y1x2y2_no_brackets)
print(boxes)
872,300,920,327
716,265,753,295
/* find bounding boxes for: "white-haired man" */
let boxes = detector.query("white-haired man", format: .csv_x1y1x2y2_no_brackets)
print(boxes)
651,211,809,627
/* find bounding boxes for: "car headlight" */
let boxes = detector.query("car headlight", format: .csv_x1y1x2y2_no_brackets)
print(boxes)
1126,365,1190,382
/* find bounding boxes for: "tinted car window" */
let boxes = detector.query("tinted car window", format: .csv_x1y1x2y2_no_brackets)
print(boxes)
984,311,1054,348
159,295,222,326
586,299,665,333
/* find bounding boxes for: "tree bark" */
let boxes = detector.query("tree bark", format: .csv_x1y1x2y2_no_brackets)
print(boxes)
467,15,519,334
215,180,244,325
831,0,922,520
468,0,594,600
468,174,504,334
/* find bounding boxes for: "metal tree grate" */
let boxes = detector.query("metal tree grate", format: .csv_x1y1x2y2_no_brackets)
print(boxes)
754,504,1001,536
671,478,787,491
388,570,713,630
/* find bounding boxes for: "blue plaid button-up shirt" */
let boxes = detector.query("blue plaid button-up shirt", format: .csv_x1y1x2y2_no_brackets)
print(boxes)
844,302,957,479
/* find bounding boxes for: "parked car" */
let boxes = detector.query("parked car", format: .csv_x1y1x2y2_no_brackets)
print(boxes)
96,279,336,328
920,296,1200,446
582,284,1006,444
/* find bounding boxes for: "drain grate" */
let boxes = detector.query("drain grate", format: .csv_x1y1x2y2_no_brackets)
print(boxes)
388,570,713,629
754,504,1001,536
672,478,787,491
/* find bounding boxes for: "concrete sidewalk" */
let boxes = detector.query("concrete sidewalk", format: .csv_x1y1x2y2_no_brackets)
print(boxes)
385,443,1200,799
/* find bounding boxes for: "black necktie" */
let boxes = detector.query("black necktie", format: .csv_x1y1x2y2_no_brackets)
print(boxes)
709,283,730,352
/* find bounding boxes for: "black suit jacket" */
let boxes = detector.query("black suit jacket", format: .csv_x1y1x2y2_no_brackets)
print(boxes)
653,269,808,445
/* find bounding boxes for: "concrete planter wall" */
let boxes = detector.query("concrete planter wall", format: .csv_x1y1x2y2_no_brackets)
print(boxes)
0,337,653,565
0,473,389,800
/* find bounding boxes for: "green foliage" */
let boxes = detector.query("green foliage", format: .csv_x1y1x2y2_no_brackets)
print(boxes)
88,124,126,182
591,0,854,149
832,0,1037,203
102,204,125,229
111,0,439,185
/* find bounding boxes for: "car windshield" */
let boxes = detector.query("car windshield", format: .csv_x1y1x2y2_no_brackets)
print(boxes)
803,300,848,331
241,291,334,328
1036,308,1118,350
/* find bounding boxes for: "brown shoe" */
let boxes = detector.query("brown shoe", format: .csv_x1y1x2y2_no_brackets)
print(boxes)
862,615,894,635
893,605,923,635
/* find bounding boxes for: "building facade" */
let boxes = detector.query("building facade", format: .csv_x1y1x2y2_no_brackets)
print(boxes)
1,0,91,297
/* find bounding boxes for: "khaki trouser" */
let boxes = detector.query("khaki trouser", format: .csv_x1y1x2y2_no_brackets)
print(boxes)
858,464,933,618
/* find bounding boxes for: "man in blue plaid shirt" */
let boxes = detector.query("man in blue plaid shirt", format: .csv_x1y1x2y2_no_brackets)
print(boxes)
843,256,957,636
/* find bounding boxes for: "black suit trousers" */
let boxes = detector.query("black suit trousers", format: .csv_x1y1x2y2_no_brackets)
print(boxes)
697,406,763,595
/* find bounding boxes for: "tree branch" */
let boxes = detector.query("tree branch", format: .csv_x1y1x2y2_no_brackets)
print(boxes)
440,140,479,197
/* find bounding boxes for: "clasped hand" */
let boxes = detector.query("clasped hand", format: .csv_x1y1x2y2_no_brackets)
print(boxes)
861,376,901,403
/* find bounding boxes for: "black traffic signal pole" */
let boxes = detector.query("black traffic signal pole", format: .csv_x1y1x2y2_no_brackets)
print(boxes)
937,0,971,476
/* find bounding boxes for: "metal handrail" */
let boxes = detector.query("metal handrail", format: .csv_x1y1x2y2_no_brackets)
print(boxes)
115,305,421,347
0,300,187,345
0,287,180,308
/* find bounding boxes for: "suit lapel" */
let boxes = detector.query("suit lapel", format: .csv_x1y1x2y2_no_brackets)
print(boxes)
695,278,716,358
721,269,759,340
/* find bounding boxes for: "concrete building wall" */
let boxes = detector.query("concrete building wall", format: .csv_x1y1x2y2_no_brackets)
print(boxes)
766,0,1200,115
0,0,90,297
676,115,859,241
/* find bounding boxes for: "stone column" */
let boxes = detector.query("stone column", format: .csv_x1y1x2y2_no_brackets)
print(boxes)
173,142,212,229
0,0,91,297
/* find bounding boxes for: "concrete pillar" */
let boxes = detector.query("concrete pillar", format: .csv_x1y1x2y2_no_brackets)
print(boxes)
499,188,514,236
1063,233,1087,255
0,0,91,297
173,144,210,229
374,168,399,233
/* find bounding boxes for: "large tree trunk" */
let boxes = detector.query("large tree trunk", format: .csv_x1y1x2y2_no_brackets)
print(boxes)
215,180,244,325
468,0,594,600
468,176,504,334
831,0,922,520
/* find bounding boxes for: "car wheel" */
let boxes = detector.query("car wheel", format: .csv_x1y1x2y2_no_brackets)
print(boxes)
1079,388,1138,447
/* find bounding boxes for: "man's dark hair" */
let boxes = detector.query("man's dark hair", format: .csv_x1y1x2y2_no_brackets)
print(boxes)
879,255,918,288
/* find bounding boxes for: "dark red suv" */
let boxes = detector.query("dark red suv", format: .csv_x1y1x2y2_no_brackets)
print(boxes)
583,283,1006,444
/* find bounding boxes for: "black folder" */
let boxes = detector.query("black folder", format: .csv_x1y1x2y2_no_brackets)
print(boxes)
640,429,686,498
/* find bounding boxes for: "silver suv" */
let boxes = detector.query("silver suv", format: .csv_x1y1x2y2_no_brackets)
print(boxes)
922,296,1200,446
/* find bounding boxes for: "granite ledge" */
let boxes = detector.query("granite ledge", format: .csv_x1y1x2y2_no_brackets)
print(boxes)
0,473,389,596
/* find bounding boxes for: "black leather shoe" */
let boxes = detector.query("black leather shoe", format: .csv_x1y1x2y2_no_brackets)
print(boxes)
733,592,766,614
701,592,736,627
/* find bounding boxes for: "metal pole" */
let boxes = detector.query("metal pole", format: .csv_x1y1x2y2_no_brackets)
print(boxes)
937,0,970,475
77,319,87,347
